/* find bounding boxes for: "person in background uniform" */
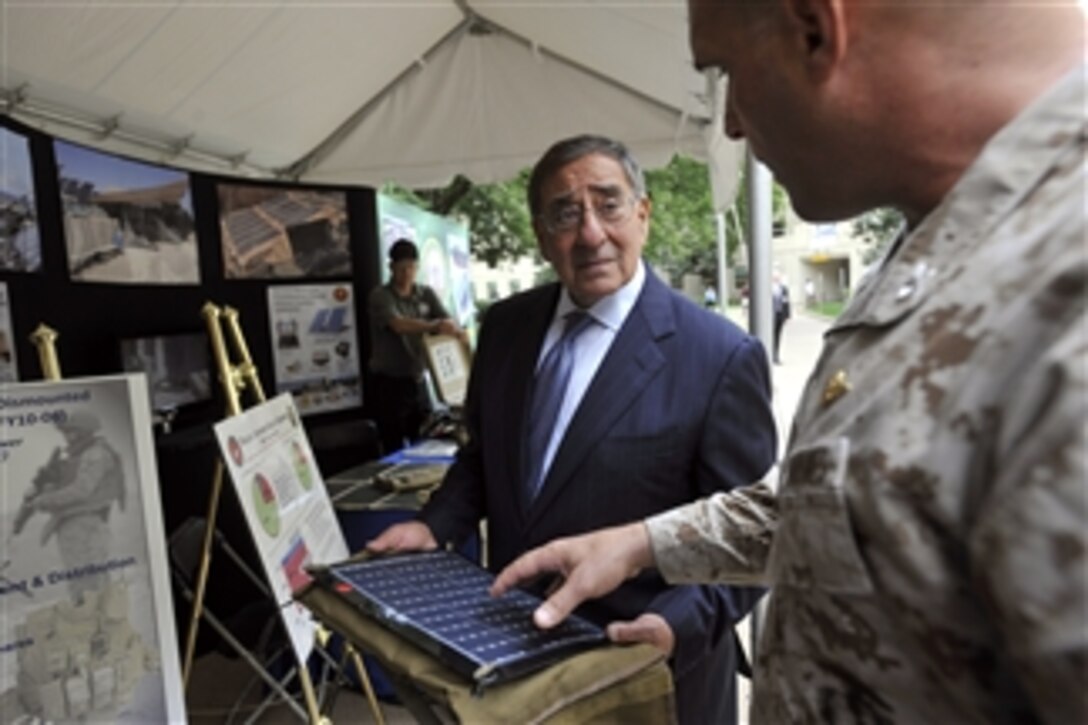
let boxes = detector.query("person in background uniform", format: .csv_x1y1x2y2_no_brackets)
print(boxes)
369,135,777,725
367,238,466,454
771,272,790,364
493,2,1086,723
15,411,125,600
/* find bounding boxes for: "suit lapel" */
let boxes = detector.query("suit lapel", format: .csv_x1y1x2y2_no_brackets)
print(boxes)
526,273,674,526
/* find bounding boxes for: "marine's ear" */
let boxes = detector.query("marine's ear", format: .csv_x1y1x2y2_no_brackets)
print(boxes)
783,0,848,82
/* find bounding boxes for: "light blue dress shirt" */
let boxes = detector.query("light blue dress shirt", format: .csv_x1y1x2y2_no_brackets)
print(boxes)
533,260,647,483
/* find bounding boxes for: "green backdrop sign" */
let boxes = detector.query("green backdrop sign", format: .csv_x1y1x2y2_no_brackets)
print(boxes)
376,194,474,331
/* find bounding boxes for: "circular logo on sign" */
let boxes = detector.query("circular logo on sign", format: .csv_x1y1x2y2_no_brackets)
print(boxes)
252,472,280,537
293,442,313,491
228,437,244,467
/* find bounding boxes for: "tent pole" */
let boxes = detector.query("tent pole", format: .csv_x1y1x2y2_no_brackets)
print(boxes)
746,152,774,356
745,151,774,692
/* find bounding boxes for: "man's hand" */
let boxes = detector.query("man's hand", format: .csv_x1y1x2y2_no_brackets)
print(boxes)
434,319,461,337
366,521,438,554
490,522,655,630
607,613,675,656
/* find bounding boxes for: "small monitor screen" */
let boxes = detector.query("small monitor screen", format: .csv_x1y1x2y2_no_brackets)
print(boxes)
120,333,213,415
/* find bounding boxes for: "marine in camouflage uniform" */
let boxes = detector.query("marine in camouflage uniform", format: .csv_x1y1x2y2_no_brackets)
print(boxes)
492,4,1085,723
28,411,125,600
645,63,1087,723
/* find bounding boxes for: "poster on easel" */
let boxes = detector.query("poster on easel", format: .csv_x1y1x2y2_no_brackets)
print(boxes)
0,283,18,382
0,374,186,723
267,284,362,416
213,393,349,661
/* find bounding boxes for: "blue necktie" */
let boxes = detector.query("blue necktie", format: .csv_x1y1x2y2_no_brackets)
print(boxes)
525,310,594,500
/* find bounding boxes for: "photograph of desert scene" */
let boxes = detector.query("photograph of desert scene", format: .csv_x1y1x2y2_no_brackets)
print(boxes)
55,141,199,285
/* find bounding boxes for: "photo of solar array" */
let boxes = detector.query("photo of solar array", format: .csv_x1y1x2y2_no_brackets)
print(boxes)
218,183,352,279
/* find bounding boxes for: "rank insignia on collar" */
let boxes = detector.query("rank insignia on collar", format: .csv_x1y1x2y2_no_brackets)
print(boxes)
822,370,852,407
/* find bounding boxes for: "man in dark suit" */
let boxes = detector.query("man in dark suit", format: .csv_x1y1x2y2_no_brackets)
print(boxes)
368,135,777,724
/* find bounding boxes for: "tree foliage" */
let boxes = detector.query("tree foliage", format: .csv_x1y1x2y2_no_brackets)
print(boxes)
642,156,717,278
644,155,789,281
851,207,904,264
382,172,536,268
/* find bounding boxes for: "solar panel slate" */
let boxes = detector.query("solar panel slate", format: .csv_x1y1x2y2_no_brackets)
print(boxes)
318,550,607,689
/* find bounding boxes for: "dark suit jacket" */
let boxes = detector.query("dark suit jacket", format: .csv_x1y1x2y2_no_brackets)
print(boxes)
420,269,776,724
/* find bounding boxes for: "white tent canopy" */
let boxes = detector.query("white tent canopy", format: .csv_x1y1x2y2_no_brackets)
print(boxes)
0,1,741,197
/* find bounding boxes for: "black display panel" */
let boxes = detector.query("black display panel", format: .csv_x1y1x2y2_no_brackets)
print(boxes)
119,332,212,421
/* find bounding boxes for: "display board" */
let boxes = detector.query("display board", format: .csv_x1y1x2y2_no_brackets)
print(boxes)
0,116,383,441
266,283,362,416
0,374,186,722
213,393,350,661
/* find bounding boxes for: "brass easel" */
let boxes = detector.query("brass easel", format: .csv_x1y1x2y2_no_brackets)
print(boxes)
181,303,384,725
29,324,62,381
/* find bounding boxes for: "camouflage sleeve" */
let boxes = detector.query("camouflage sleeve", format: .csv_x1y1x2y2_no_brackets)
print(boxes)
34,446,111,510
645,480,778,586
970,313,1088,723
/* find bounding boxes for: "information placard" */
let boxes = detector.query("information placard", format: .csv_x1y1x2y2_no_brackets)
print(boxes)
267,284,362,416
213,393,349,661
0,374,185,723
422,334,471,407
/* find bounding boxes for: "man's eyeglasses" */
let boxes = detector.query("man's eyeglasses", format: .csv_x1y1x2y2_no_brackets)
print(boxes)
539,195,638,234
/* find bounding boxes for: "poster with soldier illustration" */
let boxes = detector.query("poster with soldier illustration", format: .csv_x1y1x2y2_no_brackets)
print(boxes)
0,374,185,723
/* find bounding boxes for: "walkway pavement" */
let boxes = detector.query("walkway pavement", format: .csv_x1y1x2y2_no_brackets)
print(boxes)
723,306,831,455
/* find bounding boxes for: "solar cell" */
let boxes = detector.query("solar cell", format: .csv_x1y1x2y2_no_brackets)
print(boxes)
225,208,279,254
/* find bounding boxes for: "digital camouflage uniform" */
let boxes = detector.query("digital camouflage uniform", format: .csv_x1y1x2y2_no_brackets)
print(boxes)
34,429,124,599
646,64,1087,723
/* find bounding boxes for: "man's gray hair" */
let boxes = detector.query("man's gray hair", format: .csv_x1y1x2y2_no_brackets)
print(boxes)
527,135,647,216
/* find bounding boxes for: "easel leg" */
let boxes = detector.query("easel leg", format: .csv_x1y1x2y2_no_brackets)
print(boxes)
182,457,226,685
349,645,387,725
174,570,310,721
298,666,324,724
